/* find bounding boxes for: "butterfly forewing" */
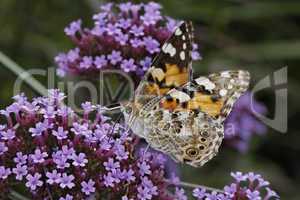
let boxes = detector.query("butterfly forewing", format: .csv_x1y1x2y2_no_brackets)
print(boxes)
134,21,194,110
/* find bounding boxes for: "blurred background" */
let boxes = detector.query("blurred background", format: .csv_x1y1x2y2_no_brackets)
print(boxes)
0,0,299,199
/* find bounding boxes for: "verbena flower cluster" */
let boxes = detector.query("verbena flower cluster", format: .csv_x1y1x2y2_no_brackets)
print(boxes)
224,92,268,153
55,2,201,78
0,90,171,200
190,172,279,200
0,90,279,199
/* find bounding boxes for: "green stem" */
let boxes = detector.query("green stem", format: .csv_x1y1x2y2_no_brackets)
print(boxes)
165,179,225,194
0,51,47,96
8,190,30,200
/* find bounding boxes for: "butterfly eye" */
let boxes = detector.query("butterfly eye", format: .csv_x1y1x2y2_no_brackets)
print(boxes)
186,147,199,157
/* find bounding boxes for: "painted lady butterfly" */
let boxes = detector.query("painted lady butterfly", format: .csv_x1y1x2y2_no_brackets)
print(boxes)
121,21,250,167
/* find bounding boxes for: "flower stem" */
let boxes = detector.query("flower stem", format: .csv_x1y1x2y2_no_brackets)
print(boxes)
165,179,225,194
8,190,30,200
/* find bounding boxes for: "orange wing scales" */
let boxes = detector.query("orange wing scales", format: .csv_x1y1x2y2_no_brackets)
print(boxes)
160,92,223,117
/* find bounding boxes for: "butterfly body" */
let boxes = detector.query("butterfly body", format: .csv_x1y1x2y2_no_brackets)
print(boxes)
121,22,250,167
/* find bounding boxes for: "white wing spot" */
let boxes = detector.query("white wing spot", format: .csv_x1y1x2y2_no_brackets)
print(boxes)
170,90,191,102
195,77,216,91
180,51,185,60
151,68,165,82
162,43,176,57
182,35,186,40
175,28,183,36
219,89,227,97
183,43,187,49
221,71,231,78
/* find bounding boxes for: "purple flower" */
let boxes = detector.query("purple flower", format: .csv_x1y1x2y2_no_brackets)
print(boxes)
130,25,144,37
13,164,28,180
100,2,113,12
53,151,70,169
104,158,120,172
94,55,108,69
60,173,75,189
46,170,61,185
175,188,188,200
25,173,43,191
141,13,161,26
121,59,137,72
117,19,131,29
67,48,80,62
1,129,15,140
119,2,132,13
143,36,160,54
91,25,106,36
140,57,152,71
130,38,144,48
231,171,247,182
61,145,75,159
223,183,237,197
106,23,121,36
72,152,88,167
0,142,8,155
29,121,48,137
81,101,95,114
107,50,123,65
246,172,262,182
193,188,206,199
115,32,129,46
205,191,219,200
55,2,200,78
71,122,89,136
81,179,96,195
137,185,153,200
138,161,151,176
141,177,158,196
14,152,28,165
59,194,73,200
115,144,129,160
103,172,116,187
93,12,107,26
246,189,261,200
64,19,82,36
31,149,48,164
123,168,136,183
265,188,279,199
79,56,93,69
52,127,68,140
0,166,11,180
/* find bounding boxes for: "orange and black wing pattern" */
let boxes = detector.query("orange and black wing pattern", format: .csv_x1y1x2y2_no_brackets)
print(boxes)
160,70,250,119
134,21,194,108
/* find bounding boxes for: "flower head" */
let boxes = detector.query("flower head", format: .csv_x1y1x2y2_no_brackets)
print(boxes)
55,2,200,79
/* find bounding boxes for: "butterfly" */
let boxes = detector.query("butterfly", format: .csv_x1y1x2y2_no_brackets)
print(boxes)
121,21,250,167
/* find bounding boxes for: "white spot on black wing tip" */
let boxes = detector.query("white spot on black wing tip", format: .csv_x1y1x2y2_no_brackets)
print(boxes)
180,51,185,60
175,28,183,36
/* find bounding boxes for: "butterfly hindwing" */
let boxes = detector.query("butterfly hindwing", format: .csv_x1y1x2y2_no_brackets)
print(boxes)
134,21,194,109
160,70,250,120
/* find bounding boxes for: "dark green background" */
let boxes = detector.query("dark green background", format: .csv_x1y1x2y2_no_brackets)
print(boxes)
0,0,299,199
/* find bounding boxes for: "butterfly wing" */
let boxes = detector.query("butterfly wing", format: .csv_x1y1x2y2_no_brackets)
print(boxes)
159,70,250,120
134,21,194,109
147,70,250,167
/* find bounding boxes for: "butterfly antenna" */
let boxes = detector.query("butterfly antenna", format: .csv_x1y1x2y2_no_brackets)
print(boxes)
141,143,150,162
